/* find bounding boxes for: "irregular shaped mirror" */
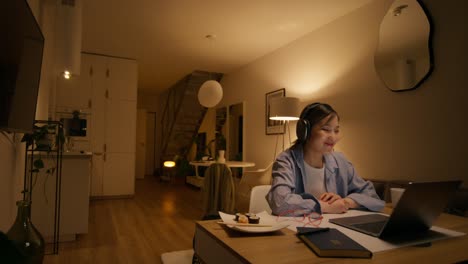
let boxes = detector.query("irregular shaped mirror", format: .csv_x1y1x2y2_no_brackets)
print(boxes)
216,103,244,177
227,103,244,162
375,0,432,91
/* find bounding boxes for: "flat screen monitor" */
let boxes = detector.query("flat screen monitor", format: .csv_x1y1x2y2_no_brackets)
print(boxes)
0,0,44,133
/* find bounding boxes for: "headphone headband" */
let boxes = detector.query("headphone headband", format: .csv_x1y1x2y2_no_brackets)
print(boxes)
299,103,321,119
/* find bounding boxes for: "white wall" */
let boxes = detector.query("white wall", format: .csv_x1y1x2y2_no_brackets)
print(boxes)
220,0,468,186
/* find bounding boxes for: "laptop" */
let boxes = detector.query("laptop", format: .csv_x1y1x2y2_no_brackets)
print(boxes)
329,181,461,240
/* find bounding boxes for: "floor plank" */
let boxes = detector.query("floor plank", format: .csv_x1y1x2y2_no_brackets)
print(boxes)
43,176,204,264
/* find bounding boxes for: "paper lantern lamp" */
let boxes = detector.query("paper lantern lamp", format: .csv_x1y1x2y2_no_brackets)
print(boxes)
198,80,223,108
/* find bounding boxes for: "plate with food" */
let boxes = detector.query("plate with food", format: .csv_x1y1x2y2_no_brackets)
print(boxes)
218,211,289,233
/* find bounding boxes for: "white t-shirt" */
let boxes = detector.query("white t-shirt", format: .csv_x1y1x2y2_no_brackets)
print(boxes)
303,161,326,198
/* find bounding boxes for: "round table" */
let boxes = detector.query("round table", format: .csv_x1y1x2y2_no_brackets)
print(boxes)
189,161,255,177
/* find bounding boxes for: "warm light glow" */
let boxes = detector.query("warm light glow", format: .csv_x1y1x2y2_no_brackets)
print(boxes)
63,71,71,79
164,161,176,167
270,116,299,121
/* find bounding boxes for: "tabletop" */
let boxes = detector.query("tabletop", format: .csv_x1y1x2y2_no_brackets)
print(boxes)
190,161,255,168
194,209,468,263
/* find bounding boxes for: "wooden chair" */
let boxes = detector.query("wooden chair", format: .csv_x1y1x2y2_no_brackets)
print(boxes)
236,162,273,212
202,163,235,218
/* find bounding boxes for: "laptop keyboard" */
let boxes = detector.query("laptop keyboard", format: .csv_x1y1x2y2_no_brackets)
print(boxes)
352,221,387,234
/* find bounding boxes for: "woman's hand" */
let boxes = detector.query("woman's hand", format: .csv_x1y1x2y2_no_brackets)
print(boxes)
319,199,348,213
319,197,358,213
319,192,342,204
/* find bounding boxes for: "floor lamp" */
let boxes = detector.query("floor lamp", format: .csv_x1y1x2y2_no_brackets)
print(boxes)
269,97,300,159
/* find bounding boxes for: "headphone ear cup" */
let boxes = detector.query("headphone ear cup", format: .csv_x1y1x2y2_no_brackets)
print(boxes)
296,119,310,142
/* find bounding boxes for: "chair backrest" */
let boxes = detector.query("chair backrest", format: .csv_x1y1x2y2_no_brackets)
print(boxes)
249,185,272,214
202,163,235,217
240,162,273,187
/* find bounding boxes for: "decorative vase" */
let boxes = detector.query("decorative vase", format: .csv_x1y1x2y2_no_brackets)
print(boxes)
217,150,226,163
7,200,45,264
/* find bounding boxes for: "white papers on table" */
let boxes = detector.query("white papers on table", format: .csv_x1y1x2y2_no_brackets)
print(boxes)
282,209,465,253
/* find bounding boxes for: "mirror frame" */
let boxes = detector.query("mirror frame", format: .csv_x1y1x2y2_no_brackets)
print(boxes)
375,0,434,92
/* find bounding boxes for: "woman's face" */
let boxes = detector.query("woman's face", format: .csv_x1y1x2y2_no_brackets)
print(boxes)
305,114,340,154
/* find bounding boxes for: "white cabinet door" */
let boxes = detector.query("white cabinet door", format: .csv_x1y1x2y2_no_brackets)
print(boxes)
89,54,107,154
105,100,137,154
87,54,137,197
90,154,104,197
107,58,137,101
88,54,108,197
31,155,91,240
103,152,135,196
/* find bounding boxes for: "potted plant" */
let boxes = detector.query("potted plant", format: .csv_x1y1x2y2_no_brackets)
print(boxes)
21,123,65,185
5,123,64,263
5,122,66,262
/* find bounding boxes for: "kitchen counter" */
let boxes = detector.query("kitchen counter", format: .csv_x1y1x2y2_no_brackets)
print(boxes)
29,150,92,157
63,151,93,157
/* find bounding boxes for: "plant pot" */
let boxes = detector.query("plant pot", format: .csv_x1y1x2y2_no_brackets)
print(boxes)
7,200,45,264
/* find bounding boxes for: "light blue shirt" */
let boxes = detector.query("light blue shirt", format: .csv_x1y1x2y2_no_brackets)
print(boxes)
267,144,385,216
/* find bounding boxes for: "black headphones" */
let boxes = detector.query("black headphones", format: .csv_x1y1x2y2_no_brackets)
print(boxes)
296,103,321,143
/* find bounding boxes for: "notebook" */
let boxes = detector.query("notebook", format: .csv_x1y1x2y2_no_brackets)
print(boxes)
296,227,372,258
329,181,461,240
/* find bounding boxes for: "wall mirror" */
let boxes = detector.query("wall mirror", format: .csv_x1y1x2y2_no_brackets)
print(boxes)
375,0,433,92
216,102,244,162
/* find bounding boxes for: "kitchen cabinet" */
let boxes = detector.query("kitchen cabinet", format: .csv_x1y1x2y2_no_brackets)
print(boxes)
83,53,137,197
30,152,92,242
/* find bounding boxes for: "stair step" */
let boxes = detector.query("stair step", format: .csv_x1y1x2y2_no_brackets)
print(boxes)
160,70,223,166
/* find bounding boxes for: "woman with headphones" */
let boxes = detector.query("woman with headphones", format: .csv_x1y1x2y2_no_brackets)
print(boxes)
266,103,384,216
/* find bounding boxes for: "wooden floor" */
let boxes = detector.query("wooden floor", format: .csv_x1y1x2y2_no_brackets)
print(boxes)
44,176,204,264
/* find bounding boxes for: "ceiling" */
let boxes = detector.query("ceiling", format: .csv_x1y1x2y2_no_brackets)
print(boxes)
82,0,373,95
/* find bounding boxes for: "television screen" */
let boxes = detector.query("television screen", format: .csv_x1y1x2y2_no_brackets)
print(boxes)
0,0,44,133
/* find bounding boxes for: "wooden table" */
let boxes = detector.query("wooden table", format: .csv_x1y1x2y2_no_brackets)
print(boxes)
194,211,468,263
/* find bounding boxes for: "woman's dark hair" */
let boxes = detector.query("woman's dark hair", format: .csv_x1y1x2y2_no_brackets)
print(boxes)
295,102,339,145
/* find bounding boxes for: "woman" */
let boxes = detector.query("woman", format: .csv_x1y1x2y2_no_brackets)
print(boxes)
266,103,384,216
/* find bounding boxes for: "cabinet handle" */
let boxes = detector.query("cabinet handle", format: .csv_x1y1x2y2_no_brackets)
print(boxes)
105,89,109,98
103,144,107,152
89,66,93,76
106,69,110,78
88,99,92,108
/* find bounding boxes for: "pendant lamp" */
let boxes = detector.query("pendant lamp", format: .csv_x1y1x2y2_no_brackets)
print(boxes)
198,80,223,108
55,0,82,79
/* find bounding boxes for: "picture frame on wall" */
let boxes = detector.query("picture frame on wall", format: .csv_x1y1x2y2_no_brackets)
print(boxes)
265,88,285,135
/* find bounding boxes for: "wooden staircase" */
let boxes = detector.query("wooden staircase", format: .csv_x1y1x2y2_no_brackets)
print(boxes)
160,70,223,170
